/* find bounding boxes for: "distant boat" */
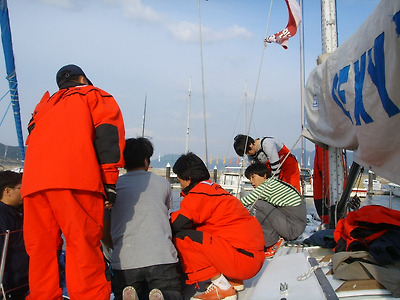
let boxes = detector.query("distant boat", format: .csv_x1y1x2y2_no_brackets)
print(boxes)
219,167,253,198
388,182,400,197
362,178,382,191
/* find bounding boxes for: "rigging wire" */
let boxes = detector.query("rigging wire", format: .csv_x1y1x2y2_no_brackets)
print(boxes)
0,91,12,127
198,0,209,167
246,0,274,138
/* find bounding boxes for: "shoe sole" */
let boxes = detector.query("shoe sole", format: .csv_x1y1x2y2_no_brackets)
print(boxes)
232,285,245,292
149,288,164,300
190,295,237,300
123,286,137,300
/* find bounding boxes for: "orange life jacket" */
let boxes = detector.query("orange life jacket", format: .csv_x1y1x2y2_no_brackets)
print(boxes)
334,205,400,252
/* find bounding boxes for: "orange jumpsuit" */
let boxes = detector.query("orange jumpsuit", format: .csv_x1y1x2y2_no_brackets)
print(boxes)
313,145,347,224
21,85,125,300
170,181,265,285
313,145,330,224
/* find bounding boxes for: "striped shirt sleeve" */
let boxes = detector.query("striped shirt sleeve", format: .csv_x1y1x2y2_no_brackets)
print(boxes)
240,178,301,207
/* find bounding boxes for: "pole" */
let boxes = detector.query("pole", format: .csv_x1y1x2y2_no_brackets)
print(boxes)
0,0,25,164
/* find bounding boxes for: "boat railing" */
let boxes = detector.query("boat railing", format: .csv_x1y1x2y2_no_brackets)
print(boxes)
0,229,28,299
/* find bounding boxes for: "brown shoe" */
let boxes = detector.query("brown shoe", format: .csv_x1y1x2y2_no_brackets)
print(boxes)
227,279,244,291
264,237,285,258
190,283,237,300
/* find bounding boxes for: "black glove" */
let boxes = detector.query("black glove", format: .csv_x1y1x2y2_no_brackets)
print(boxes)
104,184,117,206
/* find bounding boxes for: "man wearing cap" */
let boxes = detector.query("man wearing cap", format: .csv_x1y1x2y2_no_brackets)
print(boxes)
21,64,125,300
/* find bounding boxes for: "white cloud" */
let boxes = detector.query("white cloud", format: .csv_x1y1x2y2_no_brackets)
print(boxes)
120,0,163,23
168,21,253,43
37,0,77,9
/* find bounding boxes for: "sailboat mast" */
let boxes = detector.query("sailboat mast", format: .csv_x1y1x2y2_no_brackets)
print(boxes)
141,94,147,137
244,81,248,135
321,0,345,213
185,77,192,154
198,0,209,167
299,0,305,170
0,0,25,165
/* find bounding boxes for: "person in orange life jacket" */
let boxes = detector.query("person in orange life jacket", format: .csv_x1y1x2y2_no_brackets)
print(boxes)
0,171,29,300
233,134,301,193
313,145,330,224
170,152,265,300
21,64,125,300
312,144,347,226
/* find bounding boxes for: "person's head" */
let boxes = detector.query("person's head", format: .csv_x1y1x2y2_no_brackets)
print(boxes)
0,170,22,206
123,137,154,171
234,134,255,156
173,152,210,190
245,163,271,188
56,64,93,89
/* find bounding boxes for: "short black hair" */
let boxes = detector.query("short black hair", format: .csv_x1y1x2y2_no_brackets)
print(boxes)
0,171,22,199
123,137,154,170
233,134,254,156
173,152,210,183
244,163,271,179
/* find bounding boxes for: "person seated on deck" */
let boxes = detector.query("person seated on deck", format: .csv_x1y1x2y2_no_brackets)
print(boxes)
241,163,307,258
0,170,29,300
170,152,265,300
103,137,183,300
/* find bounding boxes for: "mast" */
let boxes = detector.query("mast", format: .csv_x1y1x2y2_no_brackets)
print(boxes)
244,81,248,135
320,0,345,222
185,77,192,154
0,0,25,165
198,0,208,167
141,94,147,137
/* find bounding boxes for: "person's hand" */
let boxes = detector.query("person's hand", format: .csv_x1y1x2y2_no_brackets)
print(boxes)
104,184,116,209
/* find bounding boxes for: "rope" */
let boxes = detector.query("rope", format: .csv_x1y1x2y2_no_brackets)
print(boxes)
0,98,12,127
297,261,331,281
246,0,274,137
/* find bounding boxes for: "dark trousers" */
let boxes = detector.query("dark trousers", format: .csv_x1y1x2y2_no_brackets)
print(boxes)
112,263,183,300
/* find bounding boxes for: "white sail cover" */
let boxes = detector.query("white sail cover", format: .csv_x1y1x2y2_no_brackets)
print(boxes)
304,0,400,184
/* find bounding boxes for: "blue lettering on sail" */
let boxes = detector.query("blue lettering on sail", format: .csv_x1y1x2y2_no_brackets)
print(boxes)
354,52,373,125
331,66,353,124
394,10,400,36
331,26,400,125
368,32,400,118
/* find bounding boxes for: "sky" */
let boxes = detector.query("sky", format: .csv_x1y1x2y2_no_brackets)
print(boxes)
0,0,380,164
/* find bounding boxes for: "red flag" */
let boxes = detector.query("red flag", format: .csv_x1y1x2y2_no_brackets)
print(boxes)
264,0,301,49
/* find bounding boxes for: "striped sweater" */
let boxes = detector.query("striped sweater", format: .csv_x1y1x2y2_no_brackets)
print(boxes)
241,177,301,207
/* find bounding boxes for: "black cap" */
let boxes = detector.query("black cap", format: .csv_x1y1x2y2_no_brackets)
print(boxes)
56,64,92,88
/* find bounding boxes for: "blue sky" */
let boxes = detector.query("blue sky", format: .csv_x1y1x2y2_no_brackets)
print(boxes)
0,0,380,163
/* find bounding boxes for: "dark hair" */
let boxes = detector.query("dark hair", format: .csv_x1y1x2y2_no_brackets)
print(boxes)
56,64,93,89
123,137,154,170
173,152,210,183
0,171,22,198
244,163,271,179
233,134,254,156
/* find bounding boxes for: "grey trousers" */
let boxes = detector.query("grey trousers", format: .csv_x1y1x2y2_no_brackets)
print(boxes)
250,200,307,247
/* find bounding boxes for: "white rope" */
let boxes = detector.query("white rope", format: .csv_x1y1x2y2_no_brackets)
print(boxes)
297,261,331,281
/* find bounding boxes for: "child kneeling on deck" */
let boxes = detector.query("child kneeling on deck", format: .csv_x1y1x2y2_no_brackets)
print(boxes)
171,153,265,300
242,163,307,258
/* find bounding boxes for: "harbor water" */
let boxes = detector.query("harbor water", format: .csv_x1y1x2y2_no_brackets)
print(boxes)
171,185,400,214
